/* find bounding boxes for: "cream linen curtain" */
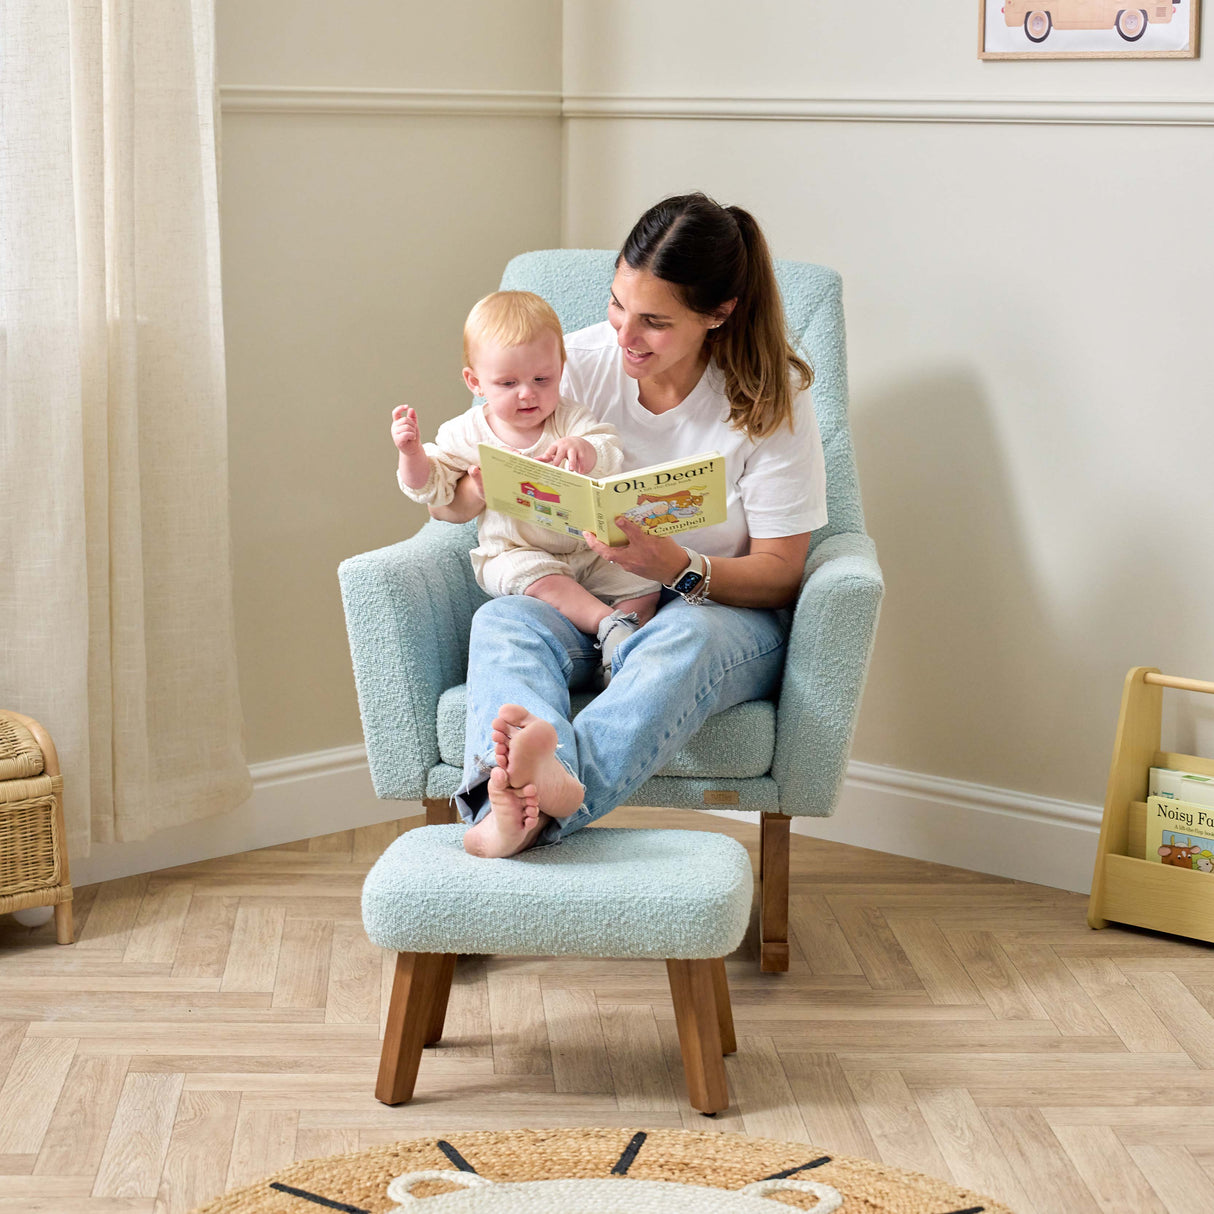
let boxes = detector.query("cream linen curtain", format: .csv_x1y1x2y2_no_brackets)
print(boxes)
1,1,251,851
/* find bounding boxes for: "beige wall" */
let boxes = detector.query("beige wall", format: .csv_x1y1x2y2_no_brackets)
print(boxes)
217,0,1214,808
562,1,1209,98
560,1,1214,804
217,1,562,763
218,0,561,91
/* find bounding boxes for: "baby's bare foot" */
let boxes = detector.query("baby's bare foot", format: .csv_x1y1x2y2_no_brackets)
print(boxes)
493,704,584,819
463,767,543,858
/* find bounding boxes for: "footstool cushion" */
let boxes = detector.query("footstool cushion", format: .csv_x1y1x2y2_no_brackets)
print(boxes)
361,824,753,961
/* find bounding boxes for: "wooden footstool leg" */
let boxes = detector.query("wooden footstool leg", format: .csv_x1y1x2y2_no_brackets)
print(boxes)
424,797,460,826
666,958,729,1115
424,953,457,1046
710,957,736,1055
760,812,790,973
376,951,454,1105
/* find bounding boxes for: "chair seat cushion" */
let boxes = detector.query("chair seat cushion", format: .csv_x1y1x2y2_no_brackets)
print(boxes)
361,824,753,960
436,686,775,779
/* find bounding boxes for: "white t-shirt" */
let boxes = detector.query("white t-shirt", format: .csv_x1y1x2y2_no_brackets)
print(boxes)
561,321,828,558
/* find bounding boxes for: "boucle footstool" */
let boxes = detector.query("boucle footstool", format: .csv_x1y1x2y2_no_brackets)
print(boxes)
361,824,753,1115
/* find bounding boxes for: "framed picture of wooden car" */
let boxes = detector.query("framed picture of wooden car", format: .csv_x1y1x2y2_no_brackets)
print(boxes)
980,0,1200,58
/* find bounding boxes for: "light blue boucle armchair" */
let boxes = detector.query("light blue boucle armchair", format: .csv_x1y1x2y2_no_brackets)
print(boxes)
339,250,884,972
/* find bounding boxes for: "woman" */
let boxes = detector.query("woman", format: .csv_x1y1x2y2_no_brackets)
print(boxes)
435,193,828,857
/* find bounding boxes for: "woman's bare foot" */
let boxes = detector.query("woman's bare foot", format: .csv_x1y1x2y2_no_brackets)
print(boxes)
492,704,585,818
463,767,544,858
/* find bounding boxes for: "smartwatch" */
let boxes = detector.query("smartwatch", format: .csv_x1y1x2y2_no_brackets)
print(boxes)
664,548,706,597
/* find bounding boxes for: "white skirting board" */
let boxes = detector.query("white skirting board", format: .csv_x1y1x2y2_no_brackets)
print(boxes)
713,761,1102,894
71,749,1103,893
72,745,414,888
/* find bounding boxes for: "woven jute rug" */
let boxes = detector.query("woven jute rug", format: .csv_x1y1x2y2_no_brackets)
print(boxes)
191,1127,1014,1213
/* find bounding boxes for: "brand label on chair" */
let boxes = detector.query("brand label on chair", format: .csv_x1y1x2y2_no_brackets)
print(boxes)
703,791,740,805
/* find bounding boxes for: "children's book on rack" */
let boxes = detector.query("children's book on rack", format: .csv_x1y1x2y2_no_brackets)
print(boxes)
1147,795,1214,873
1150,765,1214,810
477,444,727,547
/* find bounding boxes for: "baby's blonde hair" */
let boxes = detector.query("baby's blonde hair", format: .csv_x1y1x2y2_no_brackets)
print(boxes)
463,290,566,369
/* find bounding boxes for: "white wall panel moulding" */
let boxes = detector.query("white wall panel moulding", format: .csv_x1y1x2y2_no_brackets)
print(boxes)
560,93,1214,127
219,86,562,116
217,87,1213,127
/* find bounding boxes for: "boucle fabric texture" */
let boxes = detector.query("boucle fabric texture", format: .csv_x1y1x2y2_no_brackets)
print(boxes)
337,250,883,819
361,825,753,960
422,763,782,815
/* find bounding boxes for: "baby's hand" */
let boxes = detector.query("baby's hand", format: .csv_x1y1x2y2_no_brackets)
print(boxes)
391,405,422,454
537,436,596,474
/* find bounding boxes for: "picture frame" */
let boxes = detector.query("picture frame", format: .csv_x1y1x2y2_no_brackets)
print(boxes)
980,0,1201,59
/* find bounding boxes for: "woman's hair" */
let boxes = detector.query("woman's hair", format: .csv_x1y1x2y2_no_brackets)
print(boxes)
619,193,812,438
463,290,566,369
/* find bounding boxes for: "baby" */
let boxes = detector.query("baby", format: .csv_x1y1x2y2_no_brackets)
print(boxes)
392,290,660,680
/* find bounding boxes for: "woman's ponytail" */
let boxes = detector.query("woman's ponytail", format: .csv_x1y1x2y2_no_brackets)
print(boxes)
619,193,812,439
714,206,812,438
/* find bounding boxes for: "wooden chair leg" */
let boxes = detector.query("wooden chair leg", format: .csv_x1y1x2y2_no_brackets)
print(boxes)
424,953,457,1046
424,797,460,826
759,812,790,973
710,957,736,1055
666,958,729,1115
53,899,74,945
376,951,454,1105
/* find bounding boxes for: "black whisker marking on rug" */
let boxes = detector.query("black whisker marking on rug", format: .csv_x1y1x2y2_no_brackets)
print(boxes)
436,1140,479,1173
762,1155,831,1180
611,1130,648,1175
268,1181,369,1213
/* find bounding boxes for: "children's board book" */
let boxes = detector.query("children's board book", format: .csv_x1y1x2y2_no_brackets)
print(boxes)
1147,795,1214,873
1149,765,1214,811
477,444,727,547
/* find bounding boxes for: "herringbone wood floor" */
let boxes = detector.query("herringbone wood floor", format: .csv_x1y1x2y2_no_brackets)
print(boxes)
2,806,1214,1214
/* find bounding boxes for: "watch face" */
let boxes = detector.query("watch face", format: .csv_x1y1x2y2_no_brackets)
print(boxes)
673,570,704,595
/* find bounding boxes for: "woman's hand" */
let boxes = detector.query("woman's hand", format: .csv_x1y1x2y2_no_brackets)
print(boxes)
582,517,687,585
537,436,596,474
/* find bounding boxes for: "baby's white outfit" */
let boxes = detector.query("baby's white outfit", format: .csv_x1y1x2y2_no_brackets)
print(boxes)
398,398,660,602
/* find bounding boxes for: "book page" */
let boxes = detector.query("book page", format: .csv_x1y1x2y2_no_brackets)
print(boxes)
478,444,597,540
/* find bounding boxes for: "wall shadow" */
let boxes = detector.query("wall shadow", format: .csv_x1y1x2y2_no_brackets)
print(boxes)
850,369,1126,804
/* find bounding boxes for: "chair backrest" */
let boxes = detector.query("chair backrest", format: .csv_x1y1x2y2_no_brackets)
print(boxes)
500,249,865,546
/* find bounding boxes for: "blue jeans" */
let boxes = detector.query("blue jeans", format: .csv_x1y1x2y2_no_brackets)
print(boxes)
455,590,790,845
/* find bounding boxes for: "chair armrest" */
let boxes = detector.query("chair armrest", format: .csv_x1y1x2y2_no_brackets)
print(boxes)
773,531,884,816
338,520,485,799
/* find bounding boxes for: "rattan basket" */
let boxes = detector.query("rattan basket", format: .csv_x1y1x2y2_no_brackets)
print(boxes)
0,710,73,943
